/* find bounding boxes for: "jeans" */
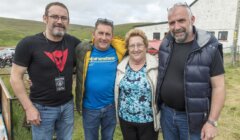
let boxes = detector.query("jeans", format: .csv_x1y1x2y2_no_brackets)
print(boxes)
82,104,116,140
32,99,74,140
160,104,201,140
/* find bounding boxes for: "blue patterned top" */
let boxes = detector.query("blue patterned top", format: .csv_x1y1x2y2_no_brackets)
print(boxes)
118,64,153,123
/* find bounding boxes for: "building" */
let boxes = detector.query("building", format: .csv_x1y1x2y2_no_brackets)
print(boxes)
134,0,240,52
148,40,161,55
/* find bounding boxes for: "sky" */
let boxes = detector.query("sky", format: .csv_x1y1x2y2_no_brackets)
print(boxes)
0,0,194,26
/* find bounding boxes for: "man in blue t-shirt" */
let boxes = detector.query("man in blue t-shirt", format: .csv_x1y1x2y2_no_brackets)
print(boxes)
75,18,126,140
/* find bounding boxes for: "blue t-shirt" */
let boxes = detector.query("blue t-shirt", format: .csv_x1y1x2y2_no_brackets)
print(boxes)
83,46,118,109
118,64,153,123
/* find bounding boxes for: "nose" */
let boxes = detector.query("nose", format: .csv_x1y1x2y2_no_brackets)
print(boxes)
174,22,181,30
102,34,107,39
56,18,63,23
134,46,139,50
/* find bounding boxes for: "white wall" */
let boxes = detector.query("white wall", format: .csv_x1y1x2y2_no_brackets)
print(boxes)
192,0,238,51
134,0,240,52
136,24,169,40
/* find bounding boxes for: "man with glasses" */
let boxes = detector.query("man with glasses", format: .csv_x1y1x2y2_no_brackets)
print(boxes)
75,18,126,140
156,2,225,140
10,2,80,140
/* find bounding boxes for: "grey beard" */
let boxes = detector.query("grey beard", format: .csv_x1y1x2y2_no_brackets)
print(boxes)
175,33,188,43
53,30,65,37
171,31,188,43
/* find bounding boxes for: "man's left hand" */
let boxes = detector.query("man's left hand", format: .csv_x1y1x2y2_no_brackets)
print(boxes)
201,122,218,140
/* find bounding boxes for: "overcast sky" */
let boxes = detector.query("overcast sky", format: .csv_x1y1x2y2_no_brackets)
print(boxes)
0,0,194,26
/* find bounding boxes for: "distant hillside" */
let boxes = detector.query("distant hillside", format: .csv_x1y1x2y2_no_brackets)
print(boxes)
0,17,93,46
0,17,148,47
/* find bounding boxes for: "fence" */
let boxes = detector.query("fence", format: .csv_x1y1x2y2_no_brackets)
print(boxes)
0,78,14,140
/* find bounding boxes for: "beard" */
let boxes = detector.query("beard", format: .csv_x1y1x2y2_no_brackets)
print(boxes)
171,25,192,43
52,24,66,37
53,29,65,37
171,28,188,43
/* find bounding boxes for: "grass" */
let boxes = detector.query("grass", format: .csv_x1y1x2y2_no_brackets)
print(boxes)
217,66,240,140
0,17,146,46
0,17,93,46
0,55,239,140
0,17,240,139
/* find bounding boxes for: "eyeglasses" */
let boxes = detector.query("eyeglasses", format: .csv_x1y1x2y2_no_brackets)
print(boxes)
48,15,69,22
95,18,114,27
129,43,145,49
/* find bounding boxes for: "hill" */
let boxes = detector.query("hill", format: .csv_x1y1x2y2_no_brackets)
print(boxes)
0,17,147,46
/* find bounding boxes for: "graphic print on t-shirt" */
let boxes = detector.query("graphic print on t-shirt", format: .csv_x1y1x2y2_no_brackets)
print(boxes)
44,49,68,72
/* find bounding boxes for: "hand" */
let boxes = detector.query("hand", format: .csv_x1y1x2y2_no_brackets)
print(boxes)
26,78,32,86
201,122,218,140
25,106,41,126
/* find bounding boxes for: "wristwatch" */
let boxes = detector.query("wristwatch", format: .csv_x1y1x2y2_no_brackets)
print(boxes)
207,119,218,127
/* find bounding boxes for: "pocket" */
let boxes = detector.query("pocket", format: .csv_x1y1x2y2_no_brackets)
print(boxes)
33,103,45,111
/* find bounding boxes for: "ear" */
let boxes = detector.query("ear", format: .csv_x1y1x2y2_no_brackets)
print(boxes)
43,15,47,24
191,16,195,25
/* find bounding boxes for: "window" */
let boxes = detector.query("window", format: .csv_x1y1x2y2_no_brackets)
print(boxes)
218,31,228,41
153,32,160,40
208,31,215,36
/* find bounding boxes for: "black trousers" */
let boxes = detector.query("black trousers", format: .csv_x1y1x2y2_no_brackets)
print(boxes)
119,117,158,140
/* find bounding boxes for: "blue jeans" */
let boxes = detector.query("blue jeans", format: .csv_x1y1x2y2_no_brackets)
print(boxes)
160,104,201,140
82,104,116,140
32,99,74,140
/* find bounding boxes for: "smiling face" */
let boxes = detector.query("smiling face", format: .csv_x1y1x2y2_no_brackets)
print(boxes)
93,24,113,51
43,5,69,40
128,36,147,63
168,6,195,43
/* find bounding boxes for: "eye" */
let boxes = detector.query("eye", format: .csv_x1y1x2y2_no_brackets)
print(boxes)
51,15,59,20
105,33,111,37
61,16,68,21
169,21,175,26
98,32,104,35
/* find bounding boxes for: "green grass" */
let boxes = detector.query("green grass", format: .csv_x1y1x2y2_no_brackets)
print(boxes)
0,55,239,140
1,17,240,139
0,17,146,46
218,66,240,140
0,17,93,46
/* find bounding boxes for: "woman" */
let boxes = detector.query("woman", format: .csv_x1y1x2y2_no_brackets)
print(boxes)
115,29,160,140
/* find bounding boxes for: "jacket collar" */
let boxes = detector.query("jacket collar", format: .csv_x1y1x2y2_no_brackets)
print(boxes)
165,26,212,48
117,53,158,73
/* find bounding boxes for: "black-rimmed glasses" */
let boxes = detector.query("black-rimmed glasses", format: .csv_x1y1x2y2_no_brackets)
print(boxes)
48,15,69,22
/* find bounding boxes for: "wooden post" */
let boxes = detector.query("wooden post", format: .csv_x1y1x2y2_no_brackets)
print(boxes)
0,78,13,140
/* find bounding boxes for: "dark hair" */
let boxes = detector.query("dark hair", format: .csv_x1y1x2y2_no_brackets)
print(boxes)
44,2,69,17
95,18,114,32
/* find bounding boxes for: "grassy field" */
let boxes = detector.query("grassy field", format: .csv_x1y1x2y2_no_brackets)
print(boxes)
0,55,239,140
0,17,146,46
0,17,240,139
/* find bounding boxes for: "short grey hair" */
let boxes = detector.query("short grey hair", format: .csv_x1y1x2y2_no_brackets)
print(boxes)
167,2,193,18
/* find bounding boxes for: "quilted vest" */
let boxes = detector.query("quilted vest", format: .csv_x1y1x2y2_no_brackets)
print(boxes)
156,27,222,132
